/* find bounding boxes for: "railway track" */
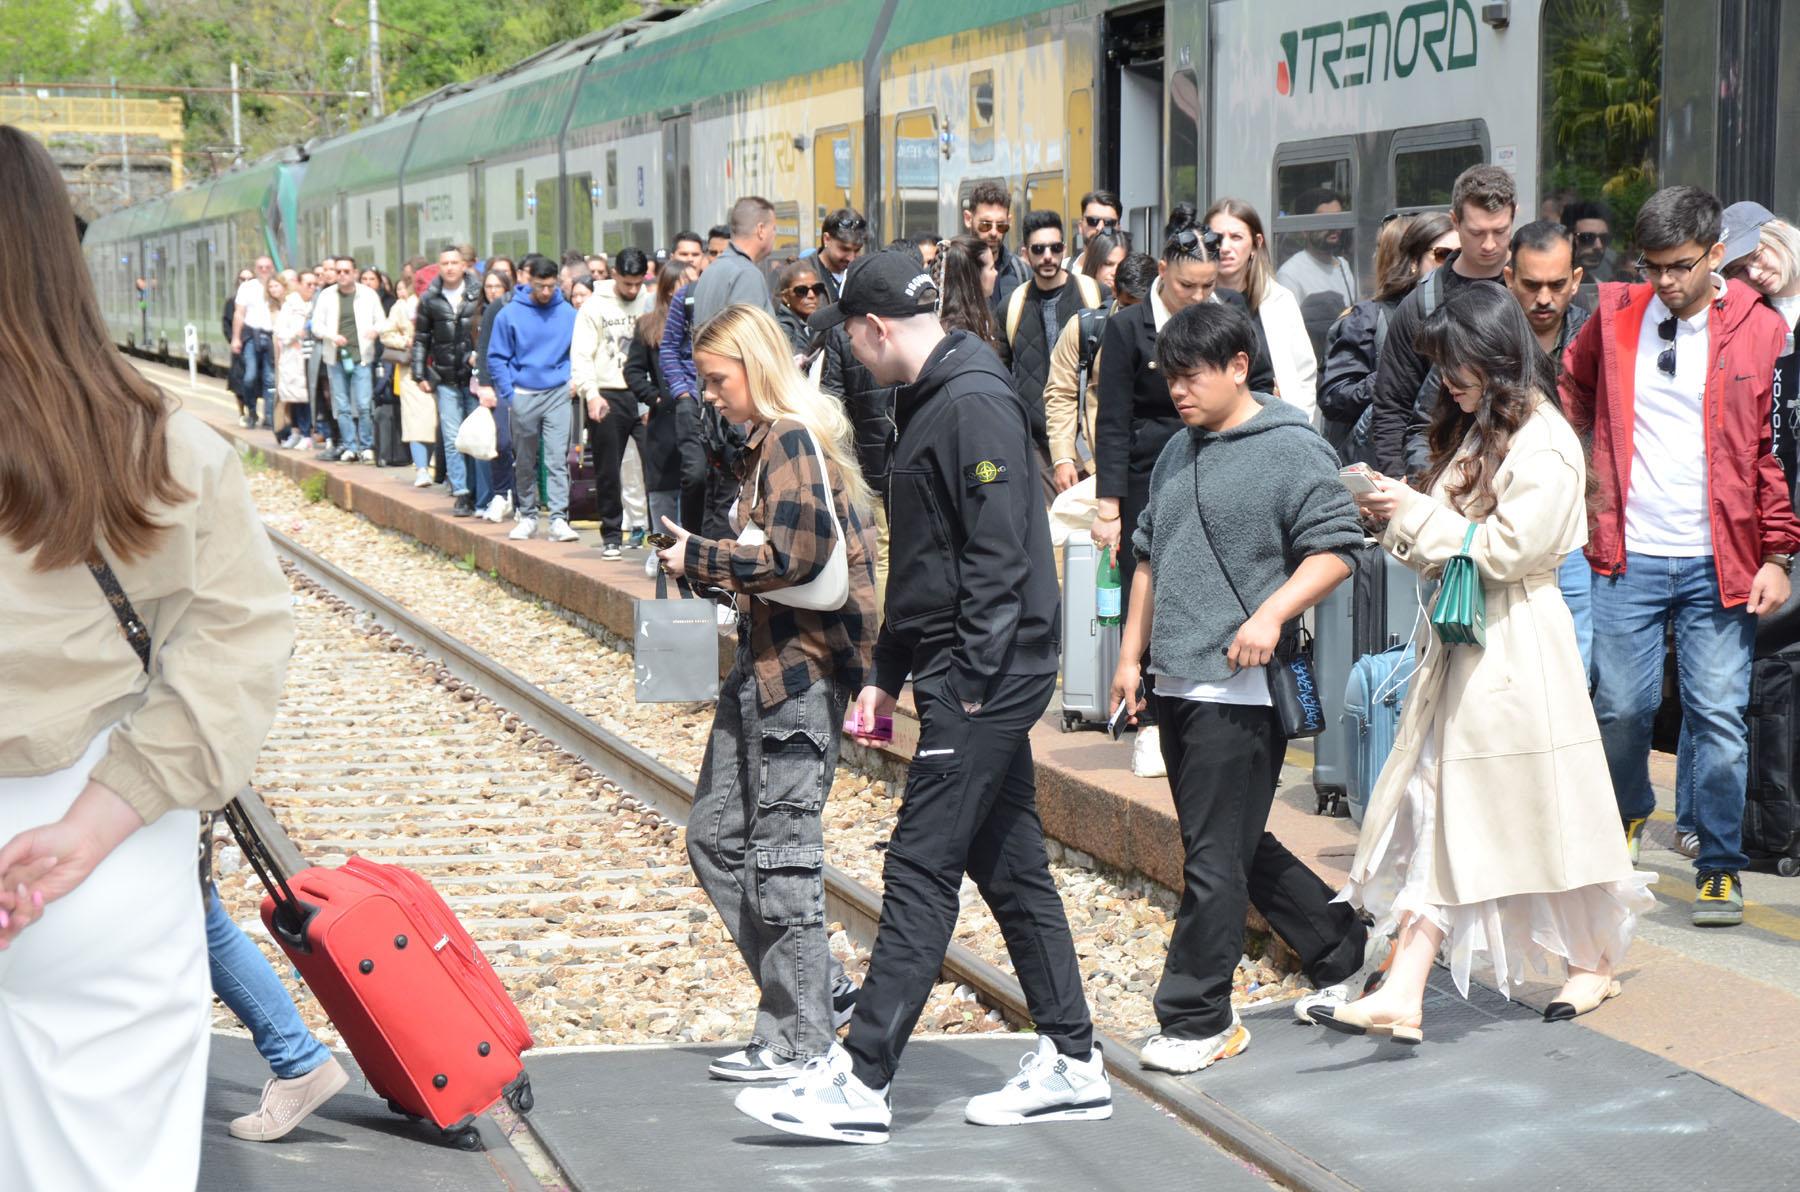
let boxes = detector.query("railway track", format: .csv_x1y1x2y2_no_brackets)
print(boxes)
212,525,1346,1192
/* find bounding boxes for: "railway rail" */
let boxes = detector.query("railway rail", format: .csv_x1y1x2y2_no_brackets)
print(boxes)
216,523,1347,1192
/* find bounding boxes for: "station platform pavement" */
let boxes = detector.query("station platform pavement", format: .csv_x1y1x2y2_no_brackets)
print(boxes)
150,360,1800,1159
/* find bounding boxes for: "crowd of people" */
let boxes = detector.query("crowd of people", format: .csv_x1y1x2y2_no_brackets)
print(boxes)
6,89,1799,1186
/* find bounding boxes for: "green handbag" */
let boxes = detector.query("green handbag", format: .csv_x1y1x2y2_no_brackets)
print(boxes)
1430,524,1487,647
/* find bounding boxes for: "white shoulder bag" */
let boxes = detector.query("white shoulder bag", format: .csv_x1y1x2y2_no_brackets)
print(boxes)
736,424,850,611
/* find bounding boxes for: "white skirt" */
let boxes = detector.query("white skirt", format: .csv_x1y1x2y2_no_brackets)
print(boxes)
0,729,210,1191
1337,730,1656,999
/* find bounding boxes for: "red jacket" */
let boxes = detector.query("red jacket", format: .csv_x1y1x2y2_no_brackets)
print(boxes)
1560,278,1800,607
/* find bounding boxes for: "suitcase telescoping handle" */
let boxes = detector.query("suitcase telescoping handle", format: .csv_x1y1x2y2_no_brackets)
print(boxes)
221,799,320,952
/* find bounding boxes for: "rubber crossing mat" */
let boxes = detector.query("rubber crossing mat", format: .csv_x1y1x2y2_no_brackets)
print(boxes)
199,1034,521,1190
1200,972,1800,1191
521,1037,1272,1192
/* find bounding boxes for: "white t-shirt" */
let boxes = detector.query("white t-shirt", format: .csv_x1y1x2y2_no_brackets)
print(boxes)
1275,251,1357,307
235,277,274,333
1155,668,1272,707
441,281,466,311
1772,292,1800,355
1625,286,1717,557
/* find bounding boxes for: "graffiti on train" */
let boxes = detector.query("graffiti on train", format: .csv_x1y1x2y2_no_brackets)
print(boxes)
1277,0,1481,97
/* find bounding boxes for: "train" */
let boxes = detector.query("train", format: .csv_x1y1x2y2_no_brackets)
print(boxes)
84,0,1793,367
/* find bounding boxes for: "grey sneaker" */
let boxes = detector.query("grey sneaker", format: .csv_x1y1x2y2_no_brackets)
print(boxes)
548,517,580,543
228,1055,349,1142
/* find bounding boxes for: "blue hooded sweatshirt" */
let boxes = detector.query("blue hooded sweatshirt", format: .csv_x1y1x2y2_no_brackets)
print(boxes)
485,283,575,399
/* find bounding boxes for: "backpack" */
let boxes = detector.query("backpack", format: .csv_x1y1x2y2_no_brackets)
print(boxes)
1072,304,1112,465
1338,303,1391,466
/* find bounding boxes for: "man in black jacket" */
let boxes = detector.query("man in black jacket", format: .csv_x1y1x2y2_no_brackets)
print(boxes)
736,251,1106,1145
411,247,484,516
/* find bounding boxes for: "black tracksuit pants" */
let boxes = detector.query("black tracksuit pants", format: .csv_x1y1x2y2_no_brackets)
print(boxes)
586,389,636,545
845,670,1093,1089
1152,695,1367,1039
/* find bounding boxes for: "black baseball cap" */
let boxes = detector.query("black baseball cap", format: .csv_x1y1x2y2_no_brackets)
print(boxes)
807,249,939,333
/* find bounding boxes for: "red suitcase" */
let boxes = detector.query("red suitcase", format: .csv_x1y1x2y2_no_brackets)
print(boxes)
225,806,535,1144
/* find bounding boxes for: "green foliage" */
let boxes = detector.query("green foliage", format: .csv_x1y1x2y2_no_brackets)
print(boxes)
241,447,269,473
300,471,328,503
1541,0,1663,240
455,549,476,572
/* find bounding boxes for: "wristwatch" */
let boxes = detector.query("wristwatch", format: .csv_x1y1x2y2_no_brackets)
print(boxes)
1766,553,1794,574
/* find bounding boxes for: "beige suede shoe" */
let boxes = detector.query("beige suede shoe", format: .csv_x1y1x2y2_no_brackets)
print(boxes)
228,1055,350,1142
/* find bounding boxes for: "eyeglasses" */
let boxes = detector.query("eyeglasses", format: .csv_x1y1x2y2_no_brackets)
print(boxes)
1635,253,1706,282
976,219,1011,235
785,283,827,299
1083,216,1119,230
1656,315,1678,377
1027,241,1066,257
1428,246,1456,264
1575,230,1612,249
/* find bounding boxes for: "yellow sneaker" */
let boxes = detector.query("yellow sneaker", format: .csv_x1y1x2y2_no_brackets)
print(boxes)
1692,870,1744,928
1622,816,1648,865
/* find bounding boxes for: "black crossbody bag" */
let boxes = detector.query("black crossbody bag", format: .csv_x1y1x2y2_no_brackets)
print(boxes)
1189,457,1327,739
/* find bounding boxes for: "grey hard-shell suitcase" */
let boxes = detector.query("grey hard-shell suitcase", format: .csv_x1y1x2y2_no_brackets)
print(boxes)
1313,541,1423,815
1060,539,1122,731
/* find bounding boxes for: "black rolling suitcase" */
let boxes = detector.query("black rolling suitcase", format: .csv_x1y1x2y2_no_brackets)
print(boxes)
372,400,411,467
1744,644,1800,876
567,438,600,523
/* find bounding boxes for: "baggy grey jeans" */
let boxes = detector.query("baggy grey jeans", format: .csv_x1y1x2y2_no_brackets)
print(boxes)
511,382,573,522
688,644,850,1060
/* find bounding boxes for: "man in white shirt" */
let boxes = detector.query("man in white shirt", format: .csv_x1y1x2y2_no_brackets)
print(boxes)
571,246,653,557
308,256,386,464
1275,189,1357,309
230,255,278,430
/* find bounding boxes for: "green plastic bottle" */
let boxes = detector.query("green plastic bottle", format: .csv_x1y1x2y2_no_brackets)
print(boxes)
1096,544,1121,626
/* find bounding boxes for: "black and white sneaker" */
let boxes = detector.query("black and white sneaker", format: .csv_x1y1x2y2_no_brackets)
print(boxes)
708,1043,810,1083
964,1036,1112,1126
831,973,859,1031
734,1044,891,1145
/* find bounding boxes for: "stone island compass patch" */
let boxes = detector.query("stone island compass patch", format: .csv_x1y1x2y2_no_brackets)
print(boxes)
964,459,1009,487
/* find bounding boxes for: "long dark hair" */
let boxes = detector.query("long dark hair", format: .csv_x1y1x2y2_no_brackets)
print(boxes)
937,233,999,347
0,125,189,570
639,259,687,345
1081,231,1124,280
1377,211,1455,303
1415,284,1559,517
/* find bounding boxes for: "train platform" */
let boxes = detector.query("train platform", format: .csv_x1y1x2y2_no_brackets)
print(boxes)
145,359,1800,1152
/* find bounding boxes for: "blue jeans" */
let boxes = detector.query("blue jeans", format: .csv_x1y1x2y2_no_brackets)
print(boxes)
434,383,484,499
1591,552,1756,874
325,356,374,453
1558,552,1595,680
205,887,331,1080
241,329,275,425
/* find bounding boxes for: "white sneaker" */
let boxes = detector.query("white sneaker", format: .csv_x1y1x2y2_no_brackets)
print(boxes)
964,1036,1112,1126
482,493,514,523
1131,725,1166,778
708,1043,811,1083
359,449,376,463
734,1044,890,1145
1294,984,1350,1024
413,467,433,488
601,543,622,560
508,518,537,541
1296,929,1393,1022
295,436,313,451
1139,1015,1250,1074
338,448,357,462
549,518,580,543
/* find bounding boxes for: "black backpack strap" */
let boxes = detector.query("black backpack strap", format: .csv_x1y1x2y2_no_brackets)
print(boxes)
88,560,152,673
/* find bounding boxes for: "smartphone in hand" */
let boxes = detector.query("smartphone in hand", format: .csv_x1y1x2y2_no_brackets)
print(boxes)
1338,463,1381,496
1106,696,1131,740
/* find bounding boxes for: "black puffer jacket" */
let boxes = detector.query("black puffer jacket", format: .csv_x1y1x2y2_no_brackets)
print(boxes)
820,323,896,501
775,304,812,355
411,276,480,387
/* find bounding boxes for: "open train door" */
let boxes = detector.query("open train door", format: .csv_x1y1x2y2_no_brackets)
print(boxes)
1104,6,1165,250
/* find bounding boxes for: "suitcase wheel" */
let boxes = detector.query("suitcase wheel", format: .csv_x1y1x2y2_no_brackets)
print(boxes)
444,1125,483,1151
506,1076,535,1114
1060,713,1078,733
1779,856,1800,878
1315,789,1348,818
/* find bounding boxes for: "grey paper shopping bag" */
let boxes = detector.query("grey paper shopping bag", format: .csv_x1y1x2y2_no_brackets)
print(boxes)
634,571,722,702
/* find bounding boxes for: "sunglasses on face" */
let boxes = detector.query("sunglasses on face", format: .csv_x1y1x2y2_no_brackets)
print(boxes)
976,219,1011,235
786,284,827,299
1027,241,1065,257
1083,216,1119,230
1656,315,1678,377
1575,230,1612,248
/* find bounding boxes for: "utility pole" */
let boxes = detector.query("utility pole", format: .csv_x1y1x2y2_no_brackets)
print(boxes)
114,75,130,201
229,61,243,163
368,0,384,118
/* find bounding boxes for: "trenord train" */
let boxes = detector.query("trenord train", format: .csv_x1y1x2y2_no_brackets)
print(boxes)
85,0,1796,365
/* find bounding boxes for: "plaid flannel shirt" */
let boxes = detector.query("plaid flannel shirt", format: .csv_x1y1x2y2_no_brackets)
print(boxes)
683,418,878,710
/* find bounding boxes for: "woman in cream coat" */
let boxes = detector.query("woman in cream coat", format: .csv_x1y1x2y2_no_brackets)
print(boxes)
1315,284,1652,1045
379,272,441,486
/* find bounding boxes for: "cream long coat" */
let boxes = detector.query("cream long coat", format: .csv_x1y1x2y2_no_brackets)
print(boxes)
1346,401,1637,907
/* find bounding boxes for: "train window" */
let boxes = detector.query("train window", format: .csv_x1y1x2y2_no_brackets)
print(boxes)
893,109,941,238
970,71,995,164
771,201,801,250
1272,149,1358,311
1168,69,1200,208
1024,173,1065,229
1391,125,1486,211
1539,0,1662,279
606,151,618,212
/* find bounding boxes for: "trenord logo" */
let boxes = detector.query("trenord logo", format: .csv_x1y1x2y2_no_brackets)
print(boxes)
1276,0,1480,97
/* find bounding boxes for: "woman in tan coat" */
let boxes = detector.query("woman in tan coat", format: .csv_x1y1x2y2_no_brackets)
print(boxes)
0,126,293,1188
1316,284,1653,1045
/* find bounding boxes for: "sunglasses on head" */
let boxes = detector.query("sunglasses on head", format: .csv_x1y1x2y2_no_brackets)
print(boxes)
1027,241,1066,257
1169,227,1223,258
827,216,866,234
976,219,1011,235
1428,246,1456,263
1656,315,1678,377
786,283,827,299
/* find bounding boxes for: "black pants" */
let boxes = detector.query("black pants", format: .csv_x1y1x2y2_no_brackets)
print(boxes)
1152,695,1365,1039
586,389,637,544
845,670,1092,1089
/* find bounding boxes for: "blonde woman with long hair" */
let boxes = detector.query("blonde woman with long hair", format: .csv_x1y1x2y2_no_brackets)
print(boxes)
656,303,878,1081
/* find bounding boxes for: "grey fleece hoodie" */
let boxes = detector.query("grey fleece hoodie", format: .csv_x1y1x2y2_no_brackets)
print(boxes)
1131,395,1363,684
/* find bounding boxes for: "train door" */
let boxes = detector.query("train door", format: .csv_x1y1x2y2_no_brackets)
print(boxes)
812,124,859,231
1105,7,1165,250
662,115,692,244
469,163,487,259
